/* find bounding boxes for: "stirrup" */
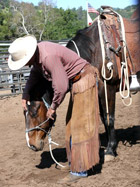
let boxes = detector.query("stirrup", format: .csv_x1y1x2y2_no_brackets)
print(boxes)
130,74,140,92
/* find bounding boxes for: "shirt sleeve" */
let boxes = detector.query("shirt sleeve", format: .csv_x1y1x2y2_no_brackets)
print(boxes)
22,66,42,100
44,55,69,110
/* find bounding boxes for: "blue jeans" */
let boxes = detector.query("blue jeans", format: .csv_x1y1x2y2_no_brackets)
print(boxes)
70,171,87,177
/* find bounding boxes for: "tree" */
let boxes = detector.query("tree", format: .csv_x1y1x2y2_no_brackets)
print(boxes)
74,6,87,28
9,0,55,40
0,0,10,8
10,1,36,35
0,1,137,41
44,8,83,40
36,0,55,40
0,4,15,40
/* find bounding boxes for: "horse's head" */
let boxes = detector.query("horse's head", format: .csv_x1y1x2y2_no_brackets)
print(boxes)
24,100,52,151
24,77,54,151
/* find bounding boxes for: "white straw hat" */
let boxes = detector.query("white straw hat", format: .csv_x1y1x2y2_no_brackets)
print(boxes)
8,35,37,70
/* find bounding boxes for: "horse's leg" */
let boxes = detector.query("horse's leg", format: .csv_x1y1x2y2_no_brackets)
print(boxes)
98,95,109,140
98,82,117,160
105,85,117,157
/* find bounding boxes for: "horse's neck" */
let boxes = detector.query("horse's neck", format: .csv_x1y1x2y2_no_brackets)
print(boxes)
124,18,140,33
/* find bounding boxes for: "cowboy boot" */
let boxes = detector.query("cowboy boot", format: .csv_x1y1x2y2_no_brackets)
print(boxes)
57,173,87,184
59,164,70,171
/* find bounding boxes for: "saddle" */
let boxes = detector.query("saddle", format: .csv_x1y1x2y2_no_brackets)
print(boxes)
99,7,136,78
99,7,140,92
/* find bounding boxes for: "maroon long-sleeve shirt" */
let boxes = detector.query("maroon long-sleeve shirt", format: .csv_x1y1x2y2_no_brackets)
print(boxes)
23,41,89,110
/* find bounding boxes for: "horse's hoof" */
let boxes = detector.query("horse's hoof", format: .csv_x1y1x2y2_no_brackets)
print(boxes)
104,154,115,162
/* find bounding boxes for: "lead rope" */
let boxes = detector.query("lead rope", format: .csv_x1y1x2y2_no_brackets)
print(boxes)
42,97,66,168
48,133,66,168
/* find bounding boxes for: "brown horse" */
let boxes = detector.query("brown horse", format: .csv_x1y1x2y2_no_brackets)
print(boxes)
66,7,140,159
24,7,140,159
24,76,53,151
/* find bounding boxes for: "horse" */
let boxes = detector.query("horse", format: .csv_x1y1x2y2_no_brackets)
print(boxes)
24,7,140,160
24,75,53,151
66,7,140,159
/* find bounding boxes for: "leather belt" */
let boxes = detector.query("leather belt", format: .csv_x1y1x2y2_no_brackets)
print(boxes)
71,64,90,83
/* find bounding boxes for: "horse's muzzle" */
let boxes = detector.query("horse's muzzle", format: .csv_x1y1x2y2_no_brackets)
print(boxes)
29,140,44,151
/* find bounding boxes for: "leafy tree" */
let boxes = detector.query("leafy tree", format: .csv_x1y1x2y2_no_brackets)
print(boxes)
0,6,15,40
0,0,10,8
44,8,83,40
10,1,38,35
9,0,55,40
36,0,55,40
73,7,87,28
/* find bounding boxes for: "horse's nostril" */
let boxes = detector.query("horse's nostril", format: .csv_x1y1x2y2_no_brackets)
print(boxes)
30,145,38,151
29,141,44,151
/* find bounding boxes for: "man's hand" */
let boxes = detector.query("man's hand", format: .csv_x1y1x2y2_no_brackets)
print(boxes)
22,99,28,111
46,108,56,120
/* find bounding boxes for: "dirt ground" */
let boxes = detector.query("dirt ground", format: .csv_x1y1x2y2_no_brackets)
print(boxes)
0,91,140,187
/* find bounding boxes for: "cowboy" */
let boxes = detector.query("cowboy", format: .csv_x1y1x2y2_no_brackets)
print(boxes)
8,35,100,183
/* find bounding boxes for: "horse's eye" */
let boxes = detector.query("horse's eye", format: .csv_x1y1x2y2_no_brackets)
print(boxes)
30,111,38,118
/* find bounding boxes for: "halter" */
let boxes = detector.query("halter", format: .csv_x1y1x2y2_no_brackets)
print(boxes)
25,97,53,134
25,112,51,134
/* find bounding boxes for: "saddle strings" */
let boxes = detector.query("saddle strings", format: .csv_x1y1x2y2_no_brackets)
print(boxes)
112,10,132,106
